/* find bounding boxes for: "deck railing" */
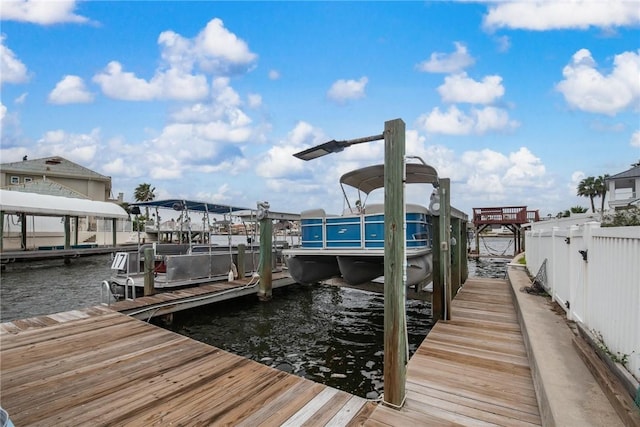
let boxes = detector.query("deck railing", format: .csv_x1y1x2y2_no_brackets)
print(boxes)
525,219,640,381
473,206,539,225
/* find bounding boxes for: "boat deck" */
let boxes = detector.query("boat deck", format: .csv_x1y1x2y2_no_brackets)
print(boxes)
366,277,541,426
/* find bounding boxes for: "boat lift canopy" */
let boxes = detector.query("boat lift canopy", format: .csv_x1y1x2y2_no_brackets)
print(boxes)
340,163,439,195
131,199,249,214
0,189,129,219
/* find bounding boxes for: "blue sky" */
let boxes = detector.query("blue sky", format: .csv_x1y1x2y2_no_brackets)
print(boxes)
1,1,639,217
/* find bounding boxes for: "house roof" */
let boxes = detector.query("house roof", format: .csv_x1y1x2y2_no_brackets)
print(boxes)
0,156,110,182
607,163,640,180
2,179,88,199
0,189,128,219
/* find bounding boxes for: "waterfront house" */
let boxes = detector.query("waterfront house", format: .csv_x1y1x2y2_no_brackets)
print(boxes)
607,161,640,210
0,156,130,250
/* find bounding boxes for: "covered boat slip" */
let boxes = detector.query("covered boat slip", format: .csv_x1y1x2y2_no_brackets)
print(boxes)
0,189,129,252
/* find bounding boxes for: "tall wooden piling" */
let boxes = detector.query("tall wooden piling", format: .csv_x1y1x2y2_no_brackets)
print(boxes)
451,217,461,296
143,247,155,296
432,214,443,321
112,218,117,247
383,118,407,408
64,215,71,250
237,243,246,278
439,179,452,320
258,217,272,301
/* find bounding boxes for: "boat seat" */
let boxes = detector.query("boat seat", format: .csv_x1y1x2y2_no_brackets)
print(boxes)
301,208,326,218
364,204,384,215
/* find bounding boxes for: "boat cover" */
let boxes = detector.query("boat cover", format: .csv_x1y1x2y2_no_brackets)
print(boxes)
131,199,249,214
340,163,438,194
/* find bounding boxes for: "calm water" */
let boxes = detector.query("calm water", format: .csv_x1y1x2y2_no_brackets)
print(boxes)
0,237,513,398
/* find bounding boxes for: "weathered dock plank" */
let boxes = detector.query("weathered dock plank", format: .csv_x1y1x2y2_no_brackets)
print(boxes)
366,277,542,426
0,308,369,426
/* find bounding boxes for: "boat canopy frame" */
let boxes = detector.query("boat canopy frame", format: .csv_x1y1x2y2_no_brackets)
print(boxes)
339,160,439,211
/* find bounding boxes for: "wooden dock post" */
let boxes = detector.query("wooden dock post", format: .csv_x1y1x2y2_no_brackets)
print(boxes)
237,243,246,278
258,205,272,301
451,217,461,296
0,211,4,252
112,218,117,247
64,215,71,250
432,214,443,320
383,118,407,408
439,179,452,320
143,247,155,296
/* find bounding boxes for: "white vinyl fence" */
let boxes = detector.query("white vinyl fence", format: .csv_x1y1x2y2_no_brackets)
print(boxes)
526,219,640,381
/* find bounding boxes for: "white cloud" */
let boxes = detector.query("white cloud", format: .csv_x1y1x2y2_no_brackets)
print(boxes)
437,73,505,104
0,102,6,121
327,77,368,103
247,94,262,109
48,75,94,104
15,93,27,104
93,61,208,101
556,49,640,115
416,42,475,74
36,128,100,164
256,121,326,179
416,105,519,135
269,70,280,80
495,35,511,53
483,1,640,31
0,36,29,85
193,18,257,73
503,147,546,186
0,0,90,25
631,130,640,147
94,18,257,101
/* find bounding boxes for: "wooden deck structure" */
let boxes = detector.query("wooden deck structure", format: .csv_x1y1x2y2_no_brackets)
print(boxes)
0,306,373,426
471,206,539,256
1,276,542,426
367,277,541,426
108,271,295,319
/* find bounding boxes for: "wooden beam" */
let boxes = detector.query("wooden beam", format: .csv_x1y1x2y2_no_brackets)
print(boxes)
439,178,451,321
383,118,407,408
64,215,71,250
258,218,272,301
143,247,155,296
432,215,443,321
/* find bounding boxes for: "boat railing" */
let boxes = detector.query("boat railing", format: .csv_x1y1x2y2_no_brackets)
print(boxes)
100,280,112,306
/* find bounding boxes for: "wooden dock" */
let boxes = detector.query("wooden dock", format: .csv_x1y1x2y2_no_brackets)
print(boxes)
1,276,543,426
108,271,295,319
0,306,373,426
366,277,541,426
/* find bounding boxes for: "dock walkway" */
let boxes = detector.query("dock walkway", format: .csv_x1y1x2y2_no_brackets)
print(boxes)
367,277,542,426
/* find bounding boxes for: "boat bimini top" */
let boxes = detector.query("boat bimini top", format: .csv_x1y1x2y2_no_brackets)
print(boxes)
339,161,439,210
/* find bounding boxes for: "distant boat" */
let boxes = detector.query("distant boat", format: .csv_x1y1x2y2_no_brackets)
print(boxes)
283,161,438,286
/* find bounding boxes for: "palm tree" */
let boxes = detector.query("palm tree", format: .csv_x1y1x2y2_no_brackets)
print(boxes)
577,176,597,213
134,183,156,219
594,174,609,213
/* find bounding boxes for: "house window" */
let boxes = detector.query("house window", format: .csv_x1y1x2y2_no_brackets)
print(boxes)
24,177,33,183
10,176,19,184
